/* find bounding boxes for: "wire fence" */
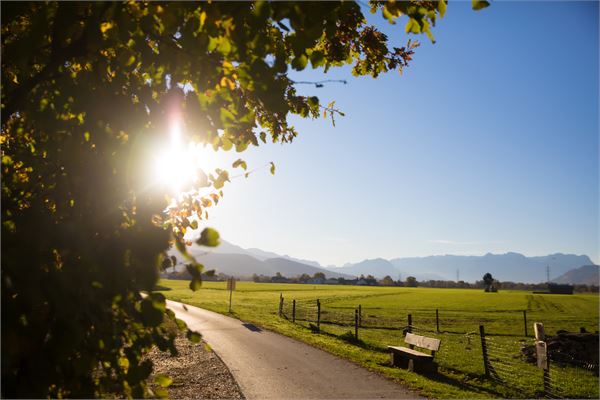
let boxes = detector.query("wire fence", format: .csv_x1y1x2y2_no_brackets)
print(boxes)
545,350,599,399
279,297,599,399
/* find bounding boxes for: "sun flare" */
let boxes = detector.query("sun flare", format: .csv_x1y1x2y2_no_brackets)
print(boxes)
153,119,219,194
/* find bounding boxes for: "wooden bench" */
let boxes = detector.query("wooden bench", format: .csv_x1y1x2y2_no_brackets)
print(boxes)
388,332,441,373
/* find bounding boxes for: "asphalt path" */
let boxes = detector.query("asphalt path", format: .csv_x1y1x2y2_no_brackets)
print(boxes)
167,299,420,399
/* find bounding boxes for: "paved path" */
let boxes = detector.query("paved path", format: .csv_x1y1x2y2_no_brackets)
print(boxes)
167,299,420,399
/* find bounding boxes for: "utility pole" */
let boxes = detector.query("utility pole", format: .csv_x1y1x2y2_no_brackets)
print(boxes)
546,264,550,284
456,269,459,282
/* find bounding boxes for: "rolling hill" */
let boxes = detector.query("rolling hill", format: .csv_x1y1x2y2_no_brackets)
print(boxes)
552,265,599,285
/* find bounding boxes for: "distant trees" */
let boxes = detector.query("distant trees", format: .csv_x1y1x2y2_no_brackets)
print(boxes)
405,276,418,287
418,280,471,289
379,275,395,286
313,272,326,281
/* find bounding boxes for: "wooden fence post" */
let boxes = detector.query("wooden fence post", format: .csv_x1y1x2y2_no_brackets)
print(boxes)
534,322,551,396
358,304,362,327
407,314,412,333
523,310,528,337
436,309,440,333
292,299,296,323
479,325,490,377
278,294,283,317
317,299,321,332
354,309,359,339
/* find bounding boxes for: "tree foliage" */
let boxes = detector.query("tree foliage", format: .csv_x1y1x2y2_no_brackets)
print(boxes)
405,276,418,287
482,272,497,292
1,1,486,397
313,272,326,281
380,275,395,286
483,273,494,286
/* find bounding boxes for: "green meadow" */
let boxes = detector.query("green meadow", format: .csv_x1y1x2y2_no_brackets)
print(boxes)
157,280,599,399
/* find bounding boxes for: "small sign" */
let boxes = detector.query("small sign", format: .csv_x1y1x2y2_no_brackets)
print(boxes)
536,341,548,369
226,277,236,313
227,277,236,291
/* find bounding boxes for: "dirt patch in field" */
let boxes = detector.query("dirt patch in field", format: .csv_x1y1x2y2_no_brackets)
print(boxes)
147,335,244,399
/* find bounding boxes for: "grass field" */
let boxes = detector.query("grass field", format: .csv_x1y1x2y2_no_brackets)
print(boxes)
156,280,599,399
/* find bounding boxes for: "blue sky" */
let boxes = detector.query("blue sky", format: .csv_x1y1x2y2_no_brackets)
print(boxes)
201,1,599,267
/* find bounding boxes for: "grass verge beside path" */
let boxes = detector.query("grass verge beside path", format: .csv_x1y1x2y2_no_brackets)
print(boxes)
156,280,599,399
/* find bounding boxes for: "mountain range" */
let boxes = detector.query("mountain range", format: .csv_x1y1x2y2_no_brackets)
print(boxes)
168,239,597,284
169,241,353,280
329,252,595,283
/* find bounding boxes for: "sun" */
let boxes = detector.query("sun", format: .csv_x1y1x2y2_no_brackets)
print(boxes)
152,118,219,194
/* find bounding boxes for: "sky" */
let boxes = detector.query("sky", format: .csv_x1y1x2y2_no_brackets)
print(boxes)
190,1,599,267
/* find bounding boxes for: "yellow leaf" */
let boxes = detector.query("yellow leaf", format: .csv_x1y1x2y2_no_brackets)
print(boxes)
100,22,114,34
200,11,207,28
220,76,235,90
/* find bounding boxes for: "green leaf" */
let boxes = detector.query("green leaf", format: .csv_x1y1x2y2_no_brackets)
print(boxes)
153,388,169,399
472,0,490,11
259,132,267,143
187,330,202,343
232,159,247,170
189,277,202,291
185,263,203,279
175,318,187,330
221,134,233,151
309,51,325,68
438,0,447,18
197,227,220,247
270,162,276,175
154,374,173,388
149,292,166,312
217,37,232,54
212,170,230,189
291,54,308,71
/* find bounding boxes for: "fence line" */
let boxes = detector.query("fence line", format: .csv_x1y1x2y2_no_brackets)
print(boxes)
279,298,598,399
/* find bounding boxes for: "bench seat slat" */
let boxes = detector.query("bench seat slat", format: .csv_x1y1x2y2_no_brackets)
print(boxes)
388,346,434,359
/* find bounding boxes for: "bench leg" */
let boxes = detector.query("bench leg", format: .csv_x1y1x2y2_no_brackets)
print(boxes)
390,352,438,373
390,352,407,368
391,352,401,367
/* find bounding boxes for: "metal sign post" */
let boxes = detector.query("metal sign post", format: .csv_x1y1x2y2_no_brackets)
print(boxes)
227,277,236,313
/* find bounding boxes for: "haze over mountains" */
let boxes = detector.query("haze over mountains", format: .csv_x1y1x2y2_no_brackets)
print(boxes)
330,253,595,283
170,239,597,284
